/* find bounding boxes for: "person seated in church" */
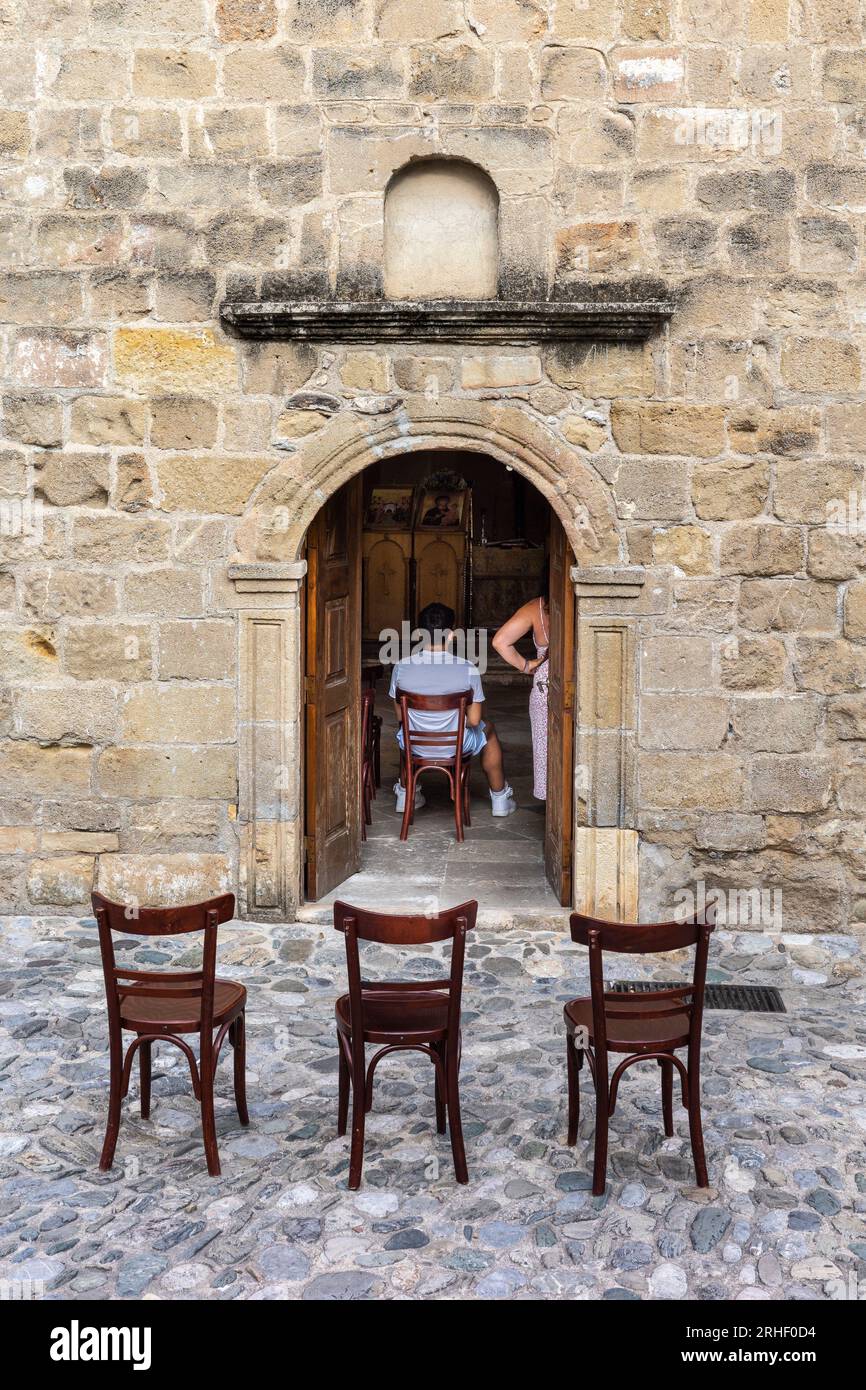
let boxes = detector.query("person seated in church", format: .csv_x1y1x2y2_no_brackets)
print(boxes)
389,602,516,819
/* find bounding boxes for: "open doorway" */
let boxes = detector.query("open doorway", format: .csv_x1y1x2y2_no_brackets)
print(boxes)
301,450,575,916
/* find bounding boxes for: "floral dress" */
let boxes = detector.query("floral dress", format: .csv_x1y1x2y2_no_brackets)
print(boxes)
528,598,549,800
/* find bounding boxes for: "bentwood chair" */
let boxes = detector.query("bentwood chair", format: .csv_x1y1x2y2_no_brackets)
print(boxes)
333,898,477,1190
395,687,474,843
92,891,248,1177
563,911,716,1195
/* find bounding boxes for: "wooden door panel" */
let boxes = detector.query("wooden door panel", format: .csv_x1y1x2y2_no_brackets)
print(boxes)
544,512,575,907
305,477,362,900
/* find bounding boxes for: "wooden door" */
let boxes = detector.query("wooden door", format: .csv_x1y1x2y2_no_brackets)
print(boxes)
544,512,576,906
304,476,362,900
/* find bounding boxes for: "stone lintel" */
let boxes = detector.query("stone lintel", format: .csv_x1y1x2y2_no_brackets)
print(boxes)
572,565,646,600
220,297,676,344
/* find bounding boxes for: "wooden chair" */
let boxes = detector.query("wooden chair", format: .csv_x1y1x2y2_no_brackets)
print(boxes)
360,687,377,841
563,911,715,1196
395,686,473,843
92,891,248,1178
333,898,477,1190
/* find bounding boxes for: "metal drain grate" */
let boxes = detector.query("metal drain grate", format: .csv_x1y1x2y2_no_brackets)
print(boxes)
609,981,786,1013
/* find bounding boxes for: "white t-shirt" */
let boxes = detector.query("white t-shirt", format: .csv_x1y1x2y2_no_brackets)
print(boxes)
389,650,484,756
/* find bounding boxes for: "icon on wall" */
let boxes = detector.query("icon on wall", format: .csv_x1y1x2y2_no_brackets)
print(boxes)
415,488,467,530
363,487,415,531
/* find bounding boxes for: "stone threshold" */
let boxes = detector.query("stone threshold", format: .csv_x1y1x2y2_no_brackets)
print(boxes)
220,293,677,343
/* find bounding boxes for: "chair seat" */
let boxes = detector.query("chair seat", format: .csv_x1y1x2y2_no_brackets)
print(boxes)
564,995,691,1053
335,990,449,1043
120,978,246,1032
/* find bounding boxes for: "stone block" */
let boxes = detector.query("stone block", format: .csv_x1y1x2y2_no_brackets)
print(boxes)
158,621,235,680
156,456,275,515
123,685,235,743
70,396,146,446
652,525,713,574
20,571,118,620
0,742,91,795
12,330,107,389
215,0,277,41
0,625,59,681
640,692,728,749
96,852,232,906
222,43,305,100
52,48,130,99
739,579,838,634
460,355,542,389
544,341,653,396
731,695,820,752
639,752,744,809
614,457,689,521
71,514,171,565
63,623,153,681
0,270,84,325
845,580,866,641
36,214,123,267
692,458,769,520
110,107,183,157
34,453,110,507
727,406,820,458
124,568,204,617
16,687,119,743
132,48,216,98
2,394,63,447
793,638,866,693
749,755,832,812
241,342,317,394
719,525,804,576
611,402,725,457
611,46,684,103
114,329,237,392
339,353,390,392
720,635,787,690
695,813,765,851
150,396,218,449
556,221,639,275
28,855,94,906
540,47,607,101
641,634,714,690
781,337,861,393
97,747,236,799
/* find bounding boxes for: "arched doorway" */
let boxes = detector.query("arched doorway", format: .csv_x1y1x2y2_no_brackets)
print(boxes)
301,448,577,912
228,398,641,927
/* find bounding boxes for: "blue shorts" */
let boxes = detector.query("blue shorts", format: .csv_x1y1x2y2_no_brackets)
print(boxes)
396,721,488,757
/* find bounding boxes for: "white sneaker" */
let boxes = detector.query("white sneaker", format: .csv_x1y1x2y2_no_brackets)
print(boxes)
394,781,426,814
490,784,517,817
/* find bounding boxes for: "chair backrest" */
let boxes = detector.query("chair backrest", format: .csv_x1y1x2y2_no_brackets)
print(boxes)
361,686,375,762
91,891,235,1037
568,909,716,1056
395,687,473,762
333,898,477,1038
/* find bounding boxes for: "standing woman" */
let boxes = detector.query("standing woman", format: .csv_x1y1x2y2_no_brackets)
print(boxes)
491,576,550,800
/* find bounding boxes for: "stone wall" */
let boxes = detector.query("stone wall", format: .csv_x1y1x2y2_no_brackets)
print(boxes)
1,1,865,937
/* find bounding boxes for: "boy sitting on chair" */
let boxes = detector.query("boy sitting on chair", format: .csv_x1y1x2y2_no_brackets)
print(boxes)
389,602,517,819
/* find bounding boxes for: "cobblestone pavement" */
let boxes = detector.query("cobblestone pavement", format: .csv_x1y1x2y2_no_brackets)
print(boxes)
2,915,865,1301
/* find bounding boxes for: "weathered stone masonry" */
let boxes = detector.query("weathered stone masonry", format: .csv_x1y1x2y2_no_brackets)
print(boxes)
0,1,865,957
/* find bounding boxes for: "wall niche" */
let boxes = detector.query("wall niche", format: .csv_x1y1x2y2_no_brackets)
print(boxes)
383,158,499,301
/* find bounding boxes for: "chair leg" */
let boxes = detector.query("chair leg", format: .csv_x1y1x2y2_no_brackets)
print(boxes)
199,1043,221,1178
592,1067,609,1197
434,1043,446,1134
454,770,465,843
463,766,471,827
399,766,414,842
445,1032,468,1183
348,1069,366,1190
566,1035,581,1146
232,1014,249,1126
99,1028,123,1171
687,1061,709,1188
337,1034,349,1137
660,1057,674,1137
139,1038,151,1120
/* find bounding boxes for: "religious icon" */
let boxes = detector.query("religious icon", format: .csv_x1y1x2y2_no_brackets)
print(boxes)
364,487,414,530
416,488,466,530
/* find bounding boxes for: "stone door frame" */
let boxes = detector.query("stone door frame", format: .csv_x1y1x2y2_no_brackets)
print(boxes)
226,398,646,922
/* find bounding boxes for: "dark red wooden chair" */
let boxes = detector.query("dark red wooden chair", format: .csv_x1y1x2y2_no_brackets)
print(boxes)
395,686,473,843
360,686,377,841
564,910,716,1195
92,891,248,1178
333,898,477,1190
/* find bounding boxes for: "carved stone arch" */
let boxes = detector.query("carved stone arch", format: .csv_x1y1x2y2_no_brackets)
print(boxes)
227,397,642,924
234,395,624,570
